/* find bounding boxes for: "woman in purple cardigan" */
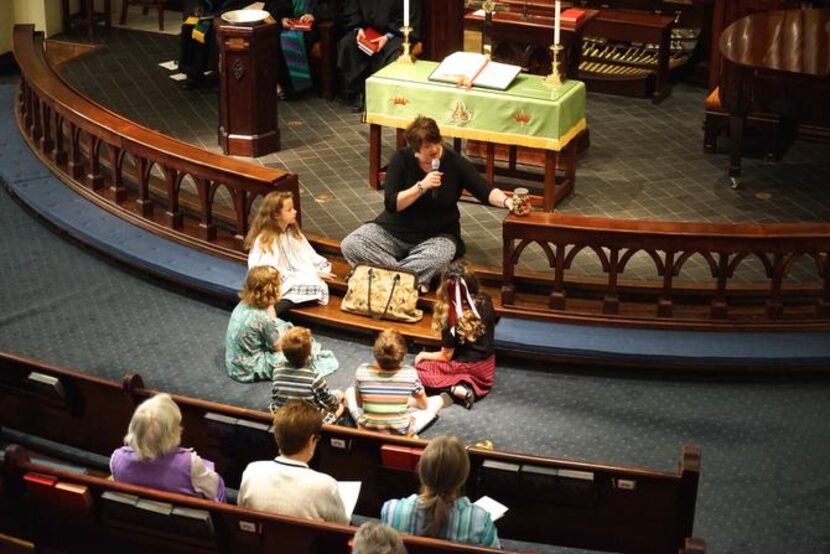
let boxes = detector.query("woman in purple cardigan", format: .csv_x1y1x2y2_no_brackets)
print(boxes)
110,393,226,502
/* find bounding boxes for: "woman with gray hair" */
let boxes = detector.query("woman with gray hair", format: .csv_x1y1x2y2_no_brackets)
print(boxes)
110,393,226,502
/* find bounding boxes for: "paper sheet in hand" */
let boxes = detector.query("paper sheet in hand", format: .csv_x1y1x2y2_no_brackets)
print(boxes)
429,51,520,90
473,495,508,521
337,481,362,520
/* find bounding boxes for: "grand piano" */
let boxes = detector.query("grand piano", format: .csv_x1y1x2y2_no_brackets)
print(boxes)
718,7,830,181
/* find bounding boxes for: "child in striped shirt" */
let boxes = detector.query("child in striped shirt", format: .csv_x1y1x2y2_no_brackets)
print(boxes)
270,327,344,424
346,329,451,437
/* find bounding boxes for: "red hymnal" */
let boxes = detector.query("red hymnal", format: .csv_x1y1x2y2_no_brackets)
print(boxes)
560,8,587,23
357,27,385,56
287,18,313,31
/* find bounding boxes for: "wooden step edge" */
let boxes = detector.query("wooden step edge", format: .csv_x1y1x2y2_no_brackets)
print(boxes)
289,295,441,346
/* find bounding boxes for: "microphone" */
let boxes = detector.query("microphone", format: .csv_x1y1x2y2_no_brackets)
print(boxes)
430,157,440,199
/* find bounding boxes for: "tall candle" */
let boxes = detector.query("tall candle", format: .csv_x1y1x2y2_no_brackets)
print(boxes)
404,0,410,28
554,0,561,45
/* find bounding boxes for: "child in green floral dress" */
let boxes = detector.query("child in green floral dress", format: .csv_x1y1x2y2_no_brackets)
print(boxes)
225,266,338,383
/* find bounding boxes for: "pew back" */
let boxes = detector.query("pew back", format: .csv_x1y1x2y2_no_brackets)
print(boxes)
4,447,502,554
1,352,701,553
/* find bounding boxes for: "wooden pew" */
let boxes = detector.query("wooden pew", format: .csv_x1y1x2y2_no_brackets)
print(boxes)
1,353,703,553
3,445,506,554
0,353,134,458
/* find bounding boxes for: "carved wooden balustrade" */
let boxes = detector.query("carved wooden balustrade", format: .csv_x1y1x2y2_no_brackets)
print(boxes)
13,25,298,259
502,212,830,328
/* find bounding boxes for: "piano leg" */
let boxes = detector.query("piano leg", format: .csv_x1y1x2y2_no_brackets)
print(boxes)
727,113,745,178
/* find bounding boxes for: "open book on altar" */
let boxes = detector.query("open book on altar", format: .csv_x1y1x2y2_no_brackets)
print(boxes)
428,52,521,91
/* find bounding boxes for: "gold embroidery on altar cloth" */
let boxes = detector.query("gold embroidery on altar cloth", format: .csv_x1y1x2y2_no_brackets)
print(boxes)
448,101,472,125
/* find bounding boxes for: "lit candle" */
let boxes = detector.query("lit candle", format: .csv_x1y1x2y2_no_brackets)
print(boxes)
404,0,410,28
554,0,561,45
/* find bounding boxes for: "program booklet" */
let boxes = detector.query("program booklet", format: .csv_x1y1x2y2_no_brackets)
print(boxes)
428,52,520,91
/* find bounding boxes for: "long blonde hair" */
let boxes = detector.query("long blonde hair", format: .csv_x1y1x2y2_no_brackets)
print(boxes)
244,191,302,254
417,436,470,538
432,262,486,343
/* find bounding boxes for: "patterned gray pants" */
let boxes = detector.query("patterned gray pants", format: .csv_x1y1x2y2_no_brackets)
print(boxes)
341,223,456,287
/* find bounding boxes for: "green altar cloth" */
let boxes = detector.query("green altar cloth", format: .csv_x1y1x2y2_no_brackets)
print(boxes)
365,60,587,151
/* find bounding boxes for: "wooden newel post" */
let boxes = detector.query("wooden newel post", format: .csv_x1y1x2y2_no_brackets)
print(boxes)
216,18,280,157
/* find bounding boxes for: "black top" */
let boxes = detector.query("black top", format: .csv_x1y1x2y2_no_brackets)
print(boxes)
373,146,492,245
441,294,496,363
341,0,422,38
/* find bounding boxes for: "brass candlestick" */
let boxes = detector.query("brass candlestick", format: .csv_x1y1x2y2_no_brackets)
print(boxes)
397,25,415,64
544,43,566,86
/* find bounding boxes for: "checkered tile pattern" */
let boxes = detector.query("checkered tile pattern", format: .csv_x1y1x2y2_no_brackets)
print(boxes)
56,27,830,285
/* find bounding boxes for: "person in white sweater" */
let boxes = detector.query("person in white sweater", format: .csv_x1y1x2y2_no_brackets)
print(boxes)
238,400,348,523
245,191,334,315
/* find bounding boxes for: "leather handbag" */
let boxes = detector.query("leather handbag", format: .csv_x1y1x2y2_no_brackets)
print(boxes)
341,264,423,323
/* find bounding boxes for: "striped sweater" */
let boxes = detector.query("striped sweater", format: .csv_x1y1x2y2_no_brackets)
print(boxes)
354,363,422,435
270,365,339,423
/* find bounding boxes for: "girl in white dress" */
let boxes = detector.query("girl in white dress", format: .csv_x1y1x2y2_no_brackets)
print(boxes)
245,191,333,314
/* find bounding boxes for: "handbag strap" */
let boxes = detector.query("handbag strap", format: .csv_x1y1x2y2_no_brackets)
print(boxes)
380,274,400,319
367,268,374,316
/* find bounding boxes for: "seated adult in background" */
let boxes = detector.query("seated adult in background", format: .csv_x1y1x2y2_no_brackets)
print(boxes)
111,394,226,502
179,0,224,89
225,266,338,383
336,0,422,112
353,521,408,554
415,262,496,409
270,326,345,423
239,400,349,523
218,1,335,98
381,435,500,548
346,329,451,436
341,116,515,293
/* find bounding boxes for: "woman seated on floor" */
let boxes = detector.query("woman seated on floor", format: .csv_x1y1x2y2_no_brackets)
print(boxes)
414,262,496,409
340,116,515,293
225,265,338,383
346,329,451,437
381,435,500,548
110,393,226,502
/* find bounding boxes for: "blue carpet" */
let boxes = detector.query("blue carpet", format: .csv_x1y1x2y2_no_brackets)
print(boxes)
2,83,830,553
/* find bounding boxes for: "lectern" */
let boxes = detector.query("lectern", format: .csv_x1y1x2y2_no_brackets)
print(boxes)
216,17,280,157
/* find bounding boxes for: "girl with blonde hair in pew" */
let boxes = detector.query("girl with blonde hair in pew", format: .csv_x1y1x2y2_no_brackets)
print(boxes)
111,393,226,502
245,191,334,316
414,261,496,409
381,435,500,548
225,265,338,383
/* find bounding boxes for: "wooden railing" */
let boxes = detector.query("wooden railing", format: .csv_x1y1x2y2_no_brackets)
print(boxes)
502,212,830,328
13,24,298,259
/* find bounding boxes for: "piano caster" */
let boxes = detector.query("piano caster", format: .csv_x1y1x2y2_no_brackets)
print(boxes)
729,176,740,190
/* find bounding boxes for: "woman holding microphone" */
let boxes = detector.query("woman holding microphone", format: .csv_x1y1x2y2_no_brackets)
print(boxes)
341,116,515,293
